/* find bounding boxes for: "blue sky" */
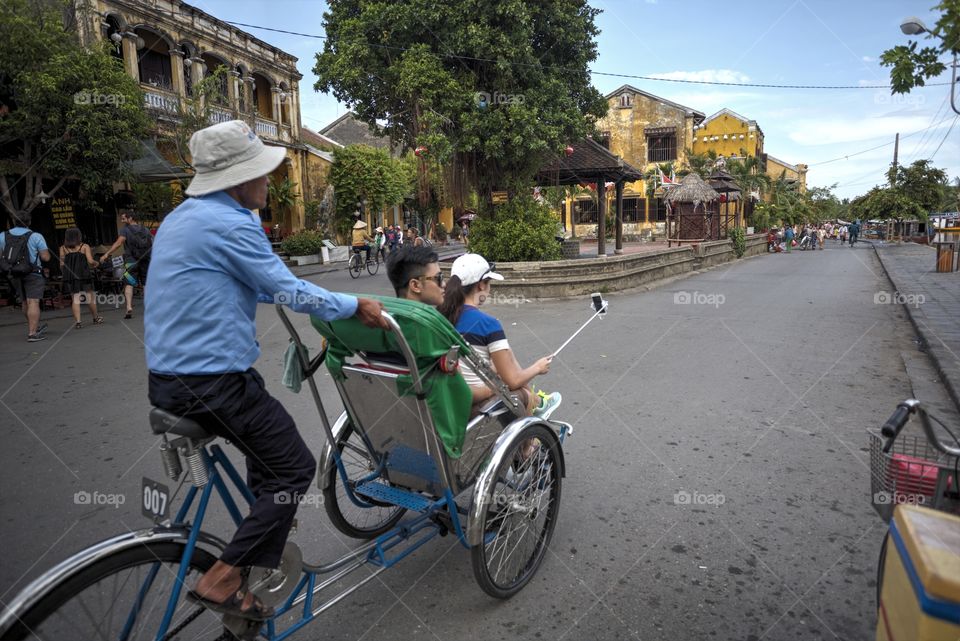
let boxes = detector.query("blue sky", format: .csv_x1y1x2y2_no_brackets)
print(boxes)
196,0,958,200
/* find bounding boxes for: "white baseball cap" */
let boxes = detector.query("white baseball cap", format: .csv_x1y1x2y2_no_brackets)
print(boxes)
451,253,503,286
184,120,286,196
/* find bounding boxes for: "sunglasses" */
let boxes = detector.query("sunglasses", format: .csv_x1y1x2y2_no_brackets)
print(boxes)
419,272,444,286
480,261,496,280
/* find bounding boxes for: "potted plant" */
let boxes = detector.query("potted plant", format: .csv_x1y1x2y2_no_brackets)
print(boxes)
281,230,324,265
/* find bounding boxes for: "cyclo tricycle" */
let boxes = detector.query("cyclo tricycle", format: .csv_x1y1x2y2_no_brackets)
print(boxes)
0,297,571,641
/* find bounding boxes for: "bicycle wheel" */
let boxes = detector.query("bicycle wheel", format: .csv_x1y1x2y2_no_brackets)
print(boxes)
322,422,406,538
365,257,379,276
4,541,224,641
348,254,362,279
471,423,562,599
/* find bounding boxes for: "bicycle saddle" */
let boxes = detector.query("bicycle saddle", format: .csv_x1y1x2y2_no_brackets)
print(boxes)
149,407,211,439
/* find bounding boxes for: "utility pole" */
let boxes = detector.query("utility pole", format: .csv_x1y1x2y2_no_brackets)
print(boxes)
891,132,899,187
892,132,900,242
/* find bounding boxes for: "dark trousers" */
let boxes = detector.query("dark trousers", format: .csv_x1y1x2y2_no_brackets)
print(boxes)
148,368,315,568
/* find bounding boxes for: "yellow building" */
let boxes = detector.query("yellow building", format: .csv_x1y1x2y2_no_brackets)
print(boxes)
691,108,764,160
75,0,312,232
565,85,704,237
765,155,808,194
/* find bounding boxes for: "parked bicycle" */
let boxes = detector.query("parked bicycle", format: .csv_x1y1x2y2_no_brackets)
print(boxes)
348,245,379,278
869,399,960,622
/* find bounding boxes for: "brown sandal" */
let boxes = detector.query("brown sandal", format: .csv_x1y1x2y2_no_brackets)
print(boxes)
185,571,274,621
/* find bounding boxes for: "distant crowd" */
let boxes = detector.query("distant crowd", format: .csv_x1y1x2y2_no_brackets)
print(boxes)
766,221,864,253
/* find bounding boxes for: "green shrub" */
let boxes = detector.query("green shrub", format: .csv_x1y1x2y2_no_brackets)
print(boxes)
468,196,562,262
281,230,324,256
729,226,746,258
436,222,448,242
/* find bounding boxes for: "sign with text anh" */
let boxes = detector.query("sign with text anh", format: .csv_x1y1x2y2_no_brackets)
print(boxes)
491,191,508,205
51,198,76,230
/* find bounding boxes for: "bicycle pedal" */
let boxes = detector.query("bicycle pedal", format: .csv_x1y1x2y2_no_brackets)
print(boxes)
221,615,261,641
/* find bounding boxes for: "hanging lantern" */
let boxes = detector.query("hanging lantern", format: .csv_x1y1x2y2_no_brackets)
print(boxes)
414,145,428,157
719,194,727,203
565,145,574,157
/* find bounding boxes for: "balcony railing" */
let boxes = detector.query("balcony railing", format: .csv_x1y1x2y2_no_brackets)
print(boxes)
143,87,180,115
255,118,278,139
210,106,233,125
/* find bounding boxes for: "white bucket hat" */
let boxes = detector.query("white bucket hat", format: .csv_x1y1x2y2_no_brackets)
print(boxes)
184,120,287,196
451,253,503,286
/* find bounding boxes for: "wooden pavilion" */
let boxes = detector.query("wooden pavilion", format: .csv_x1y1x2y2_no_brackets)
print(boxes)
705,168,742,240
536,137,644,255
665,173,720,246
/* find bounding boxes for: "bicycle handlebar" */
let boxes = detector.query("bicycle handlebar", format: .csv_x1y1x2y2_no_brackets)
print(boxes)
881,399,960,457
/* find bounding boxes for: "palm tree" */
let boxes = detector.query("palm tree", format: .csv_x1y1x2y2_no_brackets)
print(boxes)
726,156,770,228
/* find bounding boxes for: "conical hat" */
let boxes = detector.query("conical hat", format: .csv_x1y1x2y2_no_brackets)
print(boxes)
353,220,367,229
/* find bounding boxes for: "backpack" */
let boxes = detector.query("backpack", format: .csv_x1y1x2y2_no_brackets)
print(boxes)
0,231,36,276
125,225,153,261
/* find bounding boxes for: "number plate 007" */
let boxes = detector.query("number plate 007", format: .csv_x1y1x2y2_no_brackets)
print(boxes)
141,477,170,520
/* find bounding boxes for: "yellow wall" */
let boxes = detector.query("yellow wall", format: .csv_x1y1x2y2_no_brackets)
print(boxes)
691,112,764,159
595,90,701,230
765,157,808,195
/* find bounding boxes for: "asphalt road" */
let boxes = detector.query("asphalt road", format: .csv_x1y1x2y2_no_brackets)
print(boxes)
0,242,922,640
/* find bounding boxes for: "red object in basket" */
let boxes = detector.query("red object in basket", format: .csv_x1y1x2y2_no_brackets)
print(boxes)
890,453,940,497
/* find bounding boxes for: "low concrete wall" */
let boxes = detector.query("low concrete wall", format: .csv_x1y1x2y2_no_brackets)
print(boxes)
443,234,767,299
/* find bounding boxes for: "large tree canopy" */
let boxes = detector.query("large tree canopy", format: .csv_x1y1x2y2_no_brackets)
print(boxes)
313,0,607,208
0,0,149,217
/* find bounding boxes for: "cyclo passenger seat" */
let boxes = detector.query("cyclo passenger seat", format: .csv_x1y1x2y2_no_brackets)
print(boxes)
149,407,211,439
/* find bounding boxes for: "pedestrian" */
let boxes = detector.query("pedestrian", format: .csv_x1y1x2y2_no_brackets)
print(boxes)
461,221,469,248
784,224,795,252
849,220,860,247
817,226,826,250
145,120,387,621
839,225,848,245
99,211,152,319
406,225,424,248
0,210,50,341
374,226,386,262
59,227,103,329
384,226,396,254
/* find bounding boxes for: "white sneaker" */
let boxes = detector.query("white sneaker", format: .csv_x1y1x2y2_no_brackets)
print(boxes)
533,391,561,419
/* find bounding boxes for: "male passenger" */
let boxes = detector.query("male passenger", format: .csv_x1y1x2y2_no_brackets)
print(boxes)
386,245,444,306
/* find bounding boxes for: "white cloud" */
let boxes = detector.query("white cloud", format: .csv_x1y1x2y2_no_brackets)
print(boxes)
649,69,751,84
862,56,875,63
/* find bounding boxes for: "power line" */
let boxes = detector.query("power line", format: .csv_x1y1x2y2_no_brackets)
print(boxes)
808,113,957,166
929,115,959,160
906,93,949,164
222,20,951,91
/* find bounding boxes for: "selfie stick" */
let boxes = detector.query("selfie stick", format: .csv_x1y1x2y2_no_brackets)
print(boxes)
551,296,608,358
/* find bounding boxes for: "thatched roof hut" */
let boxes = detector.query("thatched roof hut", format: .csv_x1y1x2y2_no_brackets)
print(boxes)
706,169,742,200
667,173,720,206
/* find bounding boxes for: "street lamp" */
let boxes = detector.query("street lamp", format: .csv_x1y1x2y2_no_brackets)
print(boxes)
899,15,960,115
899,17,929,35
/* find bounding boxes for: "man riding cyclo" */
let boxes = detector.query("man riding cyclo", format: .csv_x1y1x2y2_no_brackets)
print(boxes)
145,120,388,621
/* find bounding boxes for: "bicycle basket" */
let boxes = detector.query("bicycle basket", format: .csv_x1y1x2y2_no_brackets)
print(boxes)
868,429,959,523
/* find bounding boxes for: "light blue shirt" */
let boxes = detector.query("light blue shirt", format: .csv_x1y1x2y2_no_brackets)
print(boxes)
144,191,358,375
0,227,48,267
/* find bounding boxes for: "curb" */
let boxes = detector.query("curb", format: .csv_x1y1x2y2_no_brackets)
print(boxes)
870,241,960,416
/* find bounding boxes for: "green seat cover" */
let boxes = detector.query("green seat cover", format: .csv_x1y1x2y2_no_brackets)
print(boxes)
311,295,474,458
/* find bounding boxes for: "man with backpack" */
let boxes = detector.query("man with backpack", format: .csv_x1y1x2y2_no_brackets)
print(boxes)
0,210,51,342
100,211,152,319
